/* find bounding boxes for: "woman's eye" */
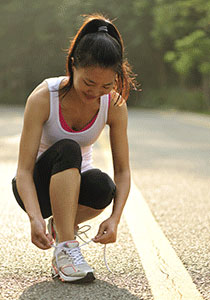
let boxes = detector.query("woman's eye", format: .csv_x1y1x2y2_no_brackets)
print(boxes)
84,81,93,87
84,80,112,90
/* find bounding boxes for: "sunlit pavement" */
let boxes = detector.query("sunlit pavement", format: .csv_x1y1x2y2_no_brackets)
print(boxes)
0,106,209,299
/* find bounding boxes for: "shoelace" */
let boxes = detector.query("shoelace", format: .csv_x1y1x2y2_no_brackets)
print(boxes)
75,225,112,273
52,240,92,279
75,225,92,243
61,242,90,265
51,225,113,274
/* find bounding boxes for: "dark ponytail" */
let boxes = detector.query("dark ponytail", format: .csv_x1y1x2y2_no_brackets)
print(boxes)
60,14,137,101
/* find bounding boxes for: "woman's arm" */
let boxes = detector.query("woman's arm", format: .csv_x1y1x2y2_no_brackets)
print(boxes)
16,81,52,249
109,101,130,223
94,96,131,244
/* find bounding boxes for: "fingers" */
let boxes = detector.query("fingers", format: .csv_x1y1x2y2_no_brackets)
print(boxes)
94,223,106,241
93,223,116,244
30,218,53,250
93,231,116,244
46,233,54,244
32,232,52,250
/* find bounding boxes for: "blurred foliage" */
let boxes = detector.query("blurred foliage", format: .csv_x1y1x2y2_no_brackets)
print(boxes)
0,0,209,111
151,0,210,108
139,87,205,112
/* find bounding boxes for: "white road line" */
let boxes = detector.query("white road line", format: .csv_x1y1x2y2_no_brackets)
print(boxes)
98,130,204,300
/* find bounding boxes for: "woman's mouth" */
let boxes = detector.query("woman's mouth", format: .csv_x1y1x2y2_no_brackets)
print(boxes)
84,93,97,100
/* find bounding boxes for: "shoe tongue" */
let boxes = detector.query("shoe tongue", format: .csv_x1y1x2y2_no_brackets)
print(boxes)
64,240,79,249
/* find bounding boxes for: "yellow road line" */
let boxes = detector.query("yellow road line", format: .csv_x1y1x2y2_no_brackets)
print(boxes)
97,129,204,300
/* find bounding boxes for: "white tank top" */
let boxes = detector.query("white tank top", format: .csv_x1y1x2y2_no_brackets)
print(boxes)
37,76,110,172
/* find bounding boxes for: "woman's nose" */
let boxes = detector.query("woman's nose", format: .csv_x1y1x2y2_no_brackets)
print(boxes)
87,88,101,97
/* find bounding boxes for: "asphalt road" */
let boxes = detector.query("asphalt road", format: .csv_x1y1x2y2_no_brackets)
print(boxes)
0,105,152,300
0,105,209,299
128,108,210,299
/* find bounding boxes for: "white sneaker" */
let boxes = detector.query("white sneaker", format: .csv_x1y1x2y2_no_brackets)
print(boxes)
48,217,113,274
52,240,95,283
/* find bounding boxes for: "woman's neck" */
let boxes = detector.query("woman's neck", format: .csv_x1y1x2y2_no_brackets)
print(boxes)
60,87,100,113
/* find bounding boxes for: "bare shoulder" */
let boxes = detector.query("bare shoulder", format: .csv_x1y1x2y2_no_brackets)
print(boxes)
17,81,50,173
25,80,50,123
107,91,128,127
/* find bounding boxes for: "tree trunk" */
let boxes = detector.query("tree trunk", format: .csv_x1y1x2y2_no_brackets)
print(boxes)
202,75,210,109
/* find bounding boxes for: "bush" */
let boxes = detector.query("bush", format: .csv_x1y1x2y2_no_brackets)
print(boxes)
136,86,208,112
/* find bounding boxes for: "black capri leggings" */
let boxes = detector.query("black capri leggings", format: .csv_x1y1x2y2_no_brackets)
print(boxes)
12,139,116,219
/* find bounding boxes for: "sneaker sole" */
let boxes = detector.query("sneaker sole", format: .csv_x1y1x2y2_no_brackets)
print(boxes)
52,266,95,283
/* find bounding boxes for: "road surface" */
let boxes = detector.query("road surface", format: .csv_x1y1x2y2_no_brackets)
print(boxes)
0,105,209,299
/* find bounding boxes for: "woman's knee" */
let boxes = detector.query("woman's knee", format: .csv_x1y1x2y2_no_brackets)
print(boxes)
51,139,82,175
54,139,82,158
80,169,116,209
95,172,116,208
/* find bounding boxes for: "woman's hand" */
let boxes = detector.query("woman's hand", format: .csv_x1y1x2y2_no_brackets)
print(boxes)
30,217,53,250
93,217,118,244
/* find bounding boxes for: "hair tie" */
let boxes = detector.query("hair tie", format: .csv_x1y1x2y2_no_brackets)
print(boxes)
98,25,108,33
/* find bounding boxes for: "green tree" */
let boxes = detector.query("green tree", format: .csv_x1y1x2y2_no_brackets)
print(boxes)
4,0,207,109
152,0,210,107
0,1,67,104
1,0,157,104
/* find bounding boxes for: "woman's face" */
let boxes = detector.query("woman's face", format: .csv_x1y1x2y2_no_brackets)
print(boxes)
72,65,116,104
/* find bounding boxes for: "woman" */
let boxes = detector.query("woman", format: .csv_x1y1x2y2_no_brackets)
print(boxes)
12,14,136,283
